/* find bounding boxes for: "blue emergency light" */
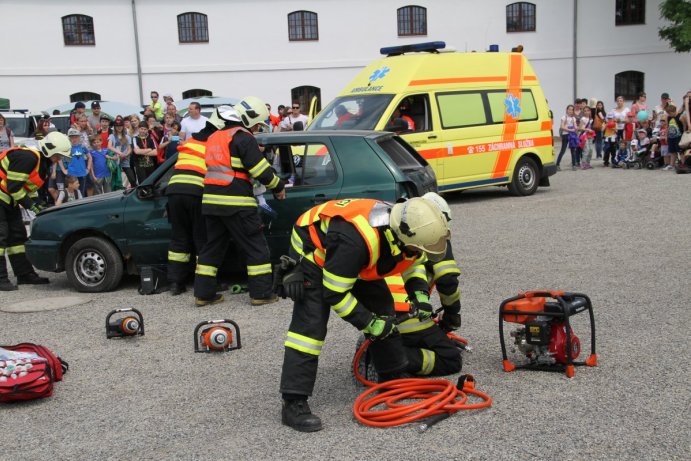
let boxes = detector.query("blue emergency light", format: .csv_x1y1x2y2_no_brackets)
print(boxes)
380,41,446,56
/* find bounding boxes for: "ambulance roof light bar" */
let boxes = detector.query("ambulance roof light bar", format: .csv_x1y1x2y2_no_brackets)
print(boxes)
380,41,446,57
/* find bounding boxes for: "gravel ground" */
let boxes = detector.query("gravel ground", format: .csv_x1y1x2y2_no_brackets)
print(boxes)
2,160,690,461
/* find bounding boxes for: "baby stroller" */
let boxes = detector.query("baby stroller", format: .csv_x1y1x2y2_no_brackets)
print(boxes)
623,140,643,169
644,130,664,169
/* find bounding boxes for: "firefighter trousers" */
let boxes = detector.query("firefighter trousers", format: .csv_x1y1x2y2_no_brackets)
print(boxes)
166,194,207,284
0,205,35,280
280,258,408,397
194,210,273,300
401,325,462,376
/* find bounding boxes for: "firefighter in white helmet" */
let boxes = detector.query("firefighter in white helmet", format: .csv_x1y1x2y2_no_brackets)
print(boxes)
278,197,450,432
0,132,72,290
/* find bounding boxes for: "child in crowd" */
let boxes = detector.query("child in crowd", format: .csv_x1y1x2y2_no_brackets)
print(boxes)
89,135,118,194
665,104,682,170
633,129,651,165
67,127,91,196
603,117,618,167
55,175,83,205
579,106,595,169
612,139,629,168
98,115,111,146
161,120,181,160
623,112,636,148
47,154,65,204
658,115,672,169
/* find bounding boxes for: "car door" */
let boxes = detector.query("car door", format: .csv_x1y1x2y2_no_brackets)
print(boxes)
122,160,175,267
259,140,343,255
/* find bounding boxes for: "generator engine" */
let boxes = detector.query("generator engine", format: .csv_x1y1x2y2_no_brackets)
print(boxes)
499,291,597,378
194,319,242,353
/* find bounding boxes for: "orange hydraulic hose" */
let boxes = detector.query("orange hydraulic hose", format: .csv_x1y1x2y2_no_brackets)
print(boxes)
352,335,492,429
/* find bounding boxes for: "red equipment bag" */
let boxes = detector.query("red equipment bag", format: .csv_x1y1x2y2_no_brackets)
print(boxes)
0,343,69,403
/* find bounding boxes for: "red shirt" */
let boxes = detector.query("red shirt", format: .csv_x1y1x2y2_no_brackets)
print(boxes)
623,122,635,141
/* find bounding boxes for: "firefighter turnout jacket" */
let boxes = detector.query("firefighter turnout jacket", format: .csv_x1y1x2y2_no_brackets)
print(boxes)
0,147,47,209
166,132,213,197
289,198,429,331
201,124,284,215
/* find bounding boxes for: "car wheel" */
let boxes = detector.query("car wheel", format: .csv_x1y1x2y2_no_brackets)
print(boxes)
65,237,124,292
508,156,539,196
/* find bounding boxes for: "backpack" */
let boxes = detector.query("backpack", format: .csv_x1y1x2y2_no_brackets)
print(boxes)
667,119,681,139
0,343,68,403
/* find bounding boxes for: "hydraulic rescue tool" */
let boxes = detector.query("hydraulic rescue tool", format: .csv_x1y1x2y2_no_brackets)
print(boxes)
194,319,241,353
106,308,145,339
499,290,597,378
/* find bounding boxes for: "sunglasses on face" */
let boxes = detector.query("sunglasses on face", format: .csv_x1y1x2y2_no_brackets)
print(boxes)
292,106,300,109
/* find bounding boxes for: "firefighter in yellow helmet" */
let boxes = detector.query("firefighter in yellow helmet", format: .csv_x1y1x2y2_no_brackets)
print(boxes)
278,197,450,432
193,97,286,306
0,132,71,290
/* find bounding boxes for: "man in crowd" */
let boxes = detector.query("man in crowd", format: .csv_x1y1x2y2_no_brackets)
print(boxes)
181,102,209,141
279,101,308,131
1,132,72,290
193,97,286,306
87,101,103,133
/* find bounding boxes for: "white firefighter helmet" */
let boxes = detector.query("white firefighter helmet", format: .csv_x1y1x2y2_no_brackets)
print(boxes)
38,132,72,158
422,191,452,222
235,96,269,129
390,197,450,262
208,105,241,130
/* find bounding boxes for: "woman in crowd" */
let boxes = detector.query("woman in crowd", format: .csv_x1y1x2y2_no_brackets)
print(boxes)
593,101,607,159
109,116,136,188
0,113,15,150
127,114,140,138
556,104,578,170
611,95,629,142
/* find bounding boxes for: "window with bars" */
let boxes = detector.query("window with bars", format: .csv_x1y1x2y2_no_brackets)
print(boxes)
288,11,319,41
62,15,95,46
397,6,427,36
615,71,644,100
181,89,212,99
615,0,645,26
506,2,536,32
70,92,101,103
178,12,209,43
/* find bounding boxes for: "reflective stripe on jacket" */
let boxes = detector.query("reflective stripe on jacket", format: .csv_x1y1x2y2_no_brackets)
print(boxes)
204,127,251,186
0,148,44,206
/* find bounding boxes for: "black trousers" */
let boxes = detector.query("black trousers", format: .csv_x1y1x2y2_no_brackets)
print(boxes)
401,326,462,376
194,210,273,299
122,166,137,187
280,258,408,397
0,205,35,280
166,194,206,284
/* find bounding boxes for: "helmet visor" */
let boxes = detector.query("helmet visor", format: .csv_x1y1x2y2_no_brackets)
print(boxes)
423,233,449,262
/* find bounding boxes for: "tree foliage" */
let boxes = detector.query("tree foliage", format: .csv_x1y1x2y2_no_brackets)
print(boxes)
659,0,691,52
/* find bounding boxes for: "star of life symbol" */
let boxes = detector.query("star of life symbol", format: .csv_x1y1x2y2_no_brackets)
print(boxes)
369,66,390,82
505,94,521,119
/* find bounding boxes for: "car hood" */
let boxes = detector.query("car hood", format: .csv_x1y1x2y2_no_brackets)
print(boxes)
39,190,125,215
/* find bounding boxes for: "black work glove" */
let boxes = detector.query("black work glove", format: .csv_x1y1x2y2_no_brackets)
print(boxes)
283,267,305,301
363,315,397,341
439,311,462,332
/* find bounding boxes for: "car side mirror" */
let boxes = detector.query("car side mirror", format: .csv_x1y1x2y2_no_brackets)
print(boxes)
137,185,155,199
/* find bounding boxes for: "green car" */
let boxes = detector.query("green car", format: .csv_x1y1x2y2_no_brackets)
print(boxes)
26,130,437,292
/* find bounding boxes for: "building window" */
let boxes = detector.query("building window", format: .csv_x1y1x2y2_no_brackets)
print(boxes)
288,11,318,41
178,12,209,43
615,71,644,100
397,6,427,36
291,86,322,114
615,0,645,26
182,89,212,99
70,92,101,103
506,2,536,32
62,15,95,46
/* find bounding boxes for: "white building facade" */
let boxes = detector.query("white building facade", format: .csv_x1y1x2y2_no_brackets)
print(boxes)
2,0,688,130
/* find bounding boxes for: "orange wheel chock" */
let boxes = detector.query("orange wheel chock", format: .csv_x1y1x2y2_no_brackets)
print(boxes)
502,360,516,372
585,354,598,367
565,365,575,378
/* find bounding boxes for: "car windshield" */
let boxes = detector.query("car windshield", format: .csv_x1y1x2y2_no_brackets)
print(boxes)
5,117,31,137
309,94,394,131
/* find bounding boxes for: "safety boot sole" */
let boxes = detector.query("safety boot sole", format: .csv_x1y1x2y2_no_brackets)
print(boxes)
195,294,224,307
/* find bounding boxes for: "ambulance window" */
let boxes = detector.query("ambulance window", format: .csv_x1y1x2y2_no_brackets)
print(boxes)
273,143,336,187
391,94,431,132
309,94,394,131
436,92,486,128
487,90,538,123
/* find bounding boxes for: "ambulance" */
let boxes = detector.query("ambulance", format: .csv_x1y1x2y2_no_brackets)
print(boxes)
309,42,556,196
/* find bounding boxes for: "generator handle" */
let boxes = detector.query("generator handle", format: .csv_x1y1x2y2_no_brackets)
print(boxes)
105,308,145,338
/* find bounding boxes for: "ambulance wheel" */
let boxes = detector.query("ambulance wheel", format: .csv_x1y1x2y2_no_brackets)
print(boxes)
65,236,124,293
508,157,539,196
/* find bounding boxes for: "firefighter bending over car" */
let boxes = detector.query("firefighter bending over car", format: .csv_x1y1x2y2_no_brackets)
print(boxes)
277,196,451,432
166,108,228,296
0,132,72,291
193,96,286,307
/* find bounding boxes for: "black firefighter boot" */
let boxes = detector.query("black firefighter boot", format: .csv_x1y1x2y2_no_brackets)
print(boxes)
281,397,323,432
9,251,49,285
0,258,17,291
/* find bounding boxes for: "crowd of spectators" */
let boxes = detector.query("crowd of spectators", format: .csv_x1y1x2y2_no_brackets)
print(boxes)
556,90,691,172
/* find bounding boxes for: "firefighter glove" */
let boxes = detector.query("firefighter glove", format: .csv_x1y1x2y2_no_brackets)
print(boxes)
414,291,433,320
364,315,397,341
439,312,462,332
29,202,46,215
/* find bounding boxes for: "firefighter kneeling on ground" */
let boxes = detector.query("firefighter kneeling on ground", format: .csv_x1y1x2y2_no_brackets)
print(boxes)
0,132,72,291
193,96,286,307
166,107,229,296
360,193,463,380
277,196,450,432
